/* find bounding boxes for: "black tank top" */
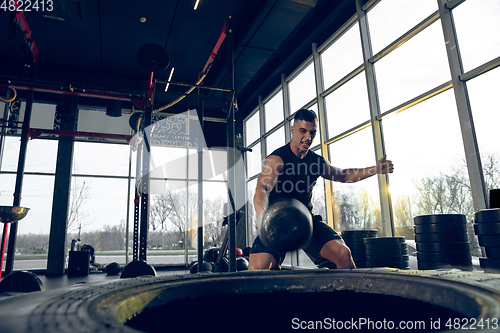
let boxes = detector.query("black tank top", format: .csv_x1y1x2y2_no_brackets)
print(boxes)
268,143,326,212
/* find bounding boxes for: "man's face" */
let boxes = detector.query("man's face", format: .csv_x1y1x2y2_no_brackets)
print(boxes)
291,119,317,153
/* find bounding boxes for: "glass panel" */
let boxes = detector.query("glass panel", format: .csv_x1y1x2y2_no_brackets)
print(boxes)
72,141,130,176
13,175,54,270
265,126,285,156
0,173,15,205
264,90,284,132
288,62,316,113
202,182,228,249
311,165,326,218
146,180,194,264
453,0,500,73
77,109,130,135
467,67,500,193
31,103,56,130
368,0,438,55
67,176,131,265
246,142,262,178
325,73,370,139
150,146,187,181
321,22,363,90
25,139,58,173
246,178,258,241
383,90,468,235
375,21,451,113
0,136,20,171
244,110,260,146
328,127,380,232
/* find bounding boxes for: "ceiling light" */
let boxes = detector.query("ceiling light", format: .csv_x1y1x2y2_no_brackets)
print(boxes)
194,0,200,10
140,17,146,23
165,67,175,92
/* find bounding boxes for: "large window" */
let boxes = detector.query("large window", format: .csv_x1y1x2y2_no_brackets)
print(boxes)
383,90,467,225
453,0,500,73
321,22,363,90
264,90,284,132
243,0,500,266
466,67,500,192
329,128,380,232
288,62,316,113
325,73,370,139
367,0,438,55
374,20,451,113
244,110,260,146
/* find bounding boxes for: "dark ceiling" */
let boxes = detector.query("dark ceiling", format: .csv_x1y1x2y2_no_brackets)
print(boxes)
1,0,360,142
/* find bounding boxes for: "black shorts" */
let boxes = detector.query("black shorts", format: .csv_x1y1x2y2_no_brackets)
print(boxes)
250,215,342,267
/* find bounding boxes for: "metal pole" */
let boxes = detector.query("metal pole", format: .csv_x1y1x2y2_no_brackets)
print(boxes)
226,9,236,272
184,112,190,265
125,142,133,264
0,90,12,171
197,91,204,272
437,0,487,210
356,0,394,237
139,89,153,261
133,142,142,261
5,90,34,275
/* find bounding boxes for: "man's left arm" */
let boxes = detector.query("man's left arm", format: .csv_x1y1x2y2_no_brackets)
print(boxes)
322,155,394,183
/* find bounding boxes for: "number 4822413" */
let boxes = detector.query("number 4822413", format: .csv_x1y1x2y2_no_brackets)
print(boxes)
1,0,54,12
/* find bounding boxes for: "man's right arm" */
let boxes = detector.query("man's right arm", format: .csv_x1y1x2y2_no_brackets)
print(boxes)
253,155,283,228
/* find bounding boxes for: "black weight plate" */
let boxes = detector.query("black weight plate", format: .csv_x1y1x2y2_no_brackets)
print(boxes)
478,235,500,247
350,249,367,255
0,271,45,293
479,257,500,273
365,242,407,251
485,247,500,259
417,261,472,271
366,261,409,269
342,238,372,245
363,237,405,244
414,223,467,234
414,214,466,225
350,251,367,258
347,243,367,250
366,257,409,265
416,242,470,253
341,229,378,234
341,230,378,236
474,223,500,235
415,232,468,243
474,209,500,223
365,247,408,256
416,252,471,262
366,254,409,262
343,239,369,247
120,260,157,278
341,234,377,240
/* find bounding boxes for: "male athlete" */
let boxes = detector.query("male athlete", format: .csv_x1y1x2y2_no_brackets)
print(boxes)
248,109,394,270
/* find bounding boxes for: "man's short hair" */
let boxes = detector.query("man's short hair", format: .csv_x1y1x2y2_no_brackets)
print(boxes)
294,109,317,123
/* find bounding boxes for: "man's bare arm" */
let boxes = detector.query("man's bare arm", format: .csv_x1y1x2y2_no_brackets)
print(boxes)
322,155,394,183
253,155,283,228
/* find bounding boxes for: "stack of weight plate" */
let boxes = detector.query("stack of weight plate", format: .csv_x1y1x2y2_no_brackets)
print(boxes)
473,208,500,273
364,237,409,269
414,214,472,271
341,229,378,268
